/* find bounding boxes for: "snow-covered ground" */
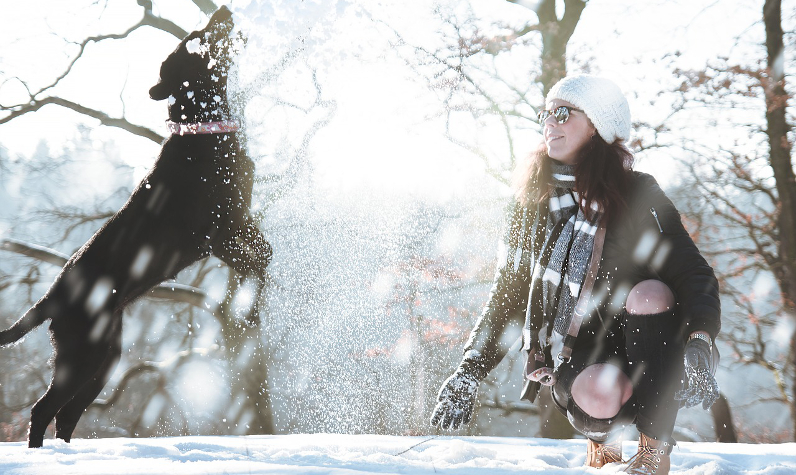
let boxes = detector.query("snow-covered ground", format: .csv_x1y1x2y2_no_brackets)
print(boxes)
0,434,794,474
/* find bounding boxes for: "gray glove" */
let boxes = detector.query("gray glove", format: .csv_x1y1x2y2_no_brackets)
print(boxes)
430,353,488,430
675,338,720,410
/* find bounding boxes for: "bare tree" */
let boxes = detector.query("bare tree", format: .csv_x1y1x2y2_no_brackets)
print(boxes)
0,0,199,143
509,0,587,96
390,0,586,184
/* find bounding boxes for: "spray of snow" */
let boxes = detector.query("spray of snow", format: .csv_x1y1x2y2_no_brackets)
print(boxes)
185,37,207,56
204,0,506,434
176,360,227,414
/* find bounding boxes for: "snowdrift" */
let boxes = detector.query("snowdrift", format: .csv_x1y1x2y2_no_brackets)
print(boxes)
0,433,794,474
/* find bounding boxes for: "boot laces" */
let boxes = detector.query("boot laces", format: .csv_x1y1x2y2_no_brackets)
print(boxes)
624,444,664,474
600,441,623,463
586,439,623,467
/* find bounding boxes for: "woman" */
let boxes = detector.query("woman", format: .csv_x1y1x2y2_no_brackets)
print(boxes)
430,75,720,475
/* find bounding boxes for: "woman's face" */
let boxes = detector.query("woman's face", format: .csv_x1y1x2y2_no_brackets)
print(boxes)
542,99,596,165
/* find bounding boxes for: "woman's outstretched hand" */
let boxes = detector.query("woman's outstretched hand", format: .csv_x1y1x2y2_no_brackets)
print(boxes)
430,352,489,430
675,337,720,410
430,366,480,430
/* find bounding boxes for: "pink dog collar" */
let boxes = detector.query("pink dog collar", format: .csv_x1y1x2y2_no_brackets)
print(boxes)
166,120,240,135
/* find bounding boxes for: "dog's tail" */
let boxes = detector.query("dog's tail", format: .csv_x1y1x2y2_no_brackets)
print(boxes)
0,307,48,347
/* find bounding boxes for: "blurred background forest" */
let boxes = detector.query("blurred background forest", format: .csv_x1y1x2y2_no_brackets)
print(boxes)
0,0,794,444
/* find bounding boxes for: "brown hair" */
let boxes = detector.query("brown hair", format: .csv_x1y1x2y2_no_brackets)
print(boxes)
513,136,634,223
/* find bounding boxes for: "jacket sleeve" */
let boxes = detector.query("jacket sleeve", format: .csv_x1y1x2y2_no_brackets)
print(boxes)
630,173,721,340
463,201,532,374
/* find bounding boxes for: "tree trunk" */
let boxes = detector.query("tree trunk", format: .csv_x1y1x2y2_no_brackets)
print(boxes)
532,0,585,440
216,272,275,434
710,393,737,442
537,387,574,439
536,0,587,95
763,0,796,440
791,331,796,439
408,280,427,433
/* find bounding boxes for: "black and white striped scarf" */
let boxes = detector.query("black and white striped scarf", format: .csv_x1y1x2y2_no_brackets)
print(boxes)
532,161,602,341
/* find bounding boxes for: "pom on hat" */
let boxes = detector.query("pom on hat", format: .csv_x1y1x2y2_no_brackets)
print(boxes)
545,75,631,144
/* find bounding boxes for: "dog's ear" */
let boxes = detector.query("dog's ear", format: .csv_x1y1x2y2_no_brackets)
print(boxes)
149,60,173,100
149,48,182,101
149,81,171,101
149,27,204,101
149,36,194,100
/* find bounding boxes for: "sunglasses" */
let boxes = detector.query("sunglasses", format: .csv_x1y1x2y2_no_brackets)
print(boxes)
537,106,584,125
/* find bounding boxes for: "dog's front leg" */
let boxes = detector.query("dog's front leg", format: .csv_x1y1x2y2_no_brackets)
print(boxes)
212,218,272,323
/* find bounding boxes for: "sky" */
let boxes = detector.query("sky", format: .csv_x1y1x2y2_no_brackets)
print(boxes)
0,0,769,194
0,433,794,474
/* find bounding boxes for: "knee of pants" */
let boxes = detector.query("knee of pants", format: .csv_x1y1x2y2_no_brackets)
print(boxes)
625,279,675,315
562,394,636,442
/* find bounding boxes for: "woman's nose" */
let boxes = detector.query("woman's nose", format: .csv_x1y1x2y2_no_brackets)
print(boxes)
543,113,558,129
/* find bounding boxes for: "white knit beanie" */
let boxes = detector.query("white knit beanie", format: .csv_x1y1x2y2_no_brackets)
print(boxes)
545,74,631,144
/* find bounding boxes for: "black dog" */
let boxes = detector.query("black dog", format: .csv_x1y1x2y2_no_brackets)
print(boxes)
0,7,271,448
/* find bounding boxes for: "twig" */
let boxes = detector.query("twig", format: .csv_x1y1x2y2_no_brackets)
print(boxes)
393,435,441,456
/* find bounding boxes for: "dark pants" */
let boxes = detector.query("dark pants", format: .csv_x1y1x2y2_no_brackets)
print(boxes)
551,308,685,442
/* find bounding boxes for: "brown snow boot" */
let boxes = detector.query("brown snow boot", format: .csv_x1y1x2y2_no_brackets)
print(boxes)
623,432,672,474
585,438,623,468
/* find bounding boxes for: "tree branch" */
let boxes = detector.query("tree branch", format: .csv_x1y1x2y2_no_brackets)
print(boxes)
0,3,196,143
0,239,70,267
90,346,220,410
187,0,219,16
0,238,216,310
0,96,164,143
141,10,190,38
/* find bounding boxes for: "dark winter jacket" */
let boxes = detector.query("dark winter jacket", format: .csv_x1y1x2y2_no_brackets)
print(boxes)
464,171,721,378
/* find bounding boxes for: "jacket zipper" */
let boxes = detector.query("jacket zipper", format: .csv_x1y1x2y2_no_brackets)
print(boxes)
650,207,664,233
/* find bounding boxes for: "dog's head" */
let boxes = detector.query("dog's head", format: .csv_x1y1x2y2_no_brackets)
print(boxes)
149,6,239,121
